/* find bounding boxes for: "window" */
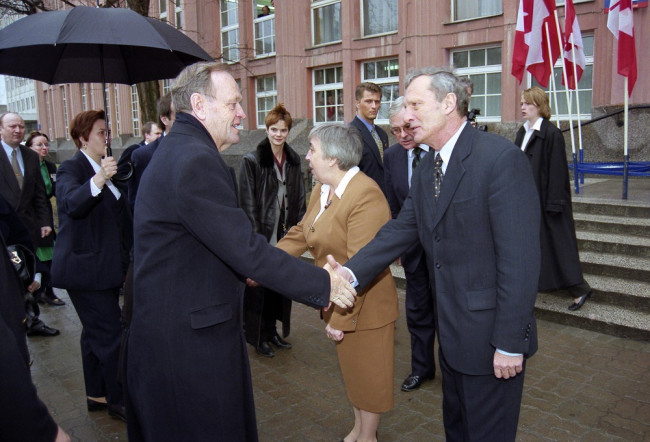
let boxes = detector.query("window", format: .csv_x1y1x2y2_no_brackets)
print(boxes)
531,35,594,120
453,46,502,122
131,85,140,137
61,86,70,140
114,84,121,135
361,58,400,124
81,84,87,110
313,66,344,124
453,0,501,21
174,0,183,29
221,0,239,63
162,79,173,95
362,0,398,37
253,2,275,57
255,76,277,129
312,0,341,46
159,0,167,20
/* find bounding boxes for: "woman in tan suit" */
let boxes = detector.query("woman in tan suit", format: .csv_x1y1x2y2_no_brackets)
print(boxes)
277,123,398,442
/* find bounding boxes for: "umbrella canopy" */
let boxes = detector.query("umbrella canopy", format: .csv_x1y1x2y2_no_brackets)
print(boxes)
0,6,213,85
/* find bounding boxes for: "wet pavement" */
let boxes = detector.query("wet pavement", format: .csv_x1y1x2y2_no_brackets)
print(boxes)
28,285,650,442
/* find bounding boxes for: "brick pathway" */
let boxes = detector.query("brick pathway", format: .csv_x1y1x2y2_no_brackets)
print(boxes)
28,288,650,441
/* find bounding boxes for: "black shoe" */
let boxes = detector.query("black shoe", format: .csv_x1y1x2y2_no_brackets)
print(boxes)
43,296,66,306
568,291,592,311
401,373,434,392
87,398,109,412
256,341,275,357
26,322,60,337
107,404,127,422
270,334,292,349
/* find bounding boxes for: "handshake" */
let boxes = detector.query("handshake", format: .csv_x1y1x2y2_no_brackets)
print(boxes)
323,254,356,309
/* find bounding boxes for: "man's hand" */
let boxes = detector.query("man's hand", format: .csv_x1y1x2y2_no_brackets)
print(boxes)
55,426,71,442
326,254,354,283
325,324,344,342
41,226,52,238
245,278,259,287
27,280,41,293
493,351,524,379
323,261,355,309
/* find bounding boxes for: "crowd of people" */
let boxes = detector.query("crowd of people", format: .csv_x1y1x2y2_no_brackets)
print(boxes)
1,60,593,442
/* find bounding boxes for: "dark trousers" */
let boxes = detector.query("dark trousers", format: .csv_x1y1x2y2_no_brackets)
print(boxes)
567,279,592,298
439,349,525,442
68,288,123,406
404,256,436,378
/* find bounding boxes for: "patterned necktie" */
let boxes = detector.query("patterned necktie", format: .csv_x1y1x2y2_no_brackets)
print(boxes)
11,148,23,189
412,146,422,170
371,127,383,159
433,153,444,198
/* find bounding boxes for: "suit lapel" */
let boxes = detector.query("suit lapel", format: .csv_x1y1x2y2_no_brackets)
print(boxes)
431,127,473,230
0,148,21,199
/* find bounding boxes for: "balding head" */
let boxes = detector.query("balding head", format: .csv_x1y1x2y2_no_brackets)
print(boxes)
0,112,26,148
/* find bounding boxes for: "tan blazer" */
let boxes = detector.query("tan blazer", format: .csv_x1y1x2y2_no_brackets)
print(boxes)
278,171,398,332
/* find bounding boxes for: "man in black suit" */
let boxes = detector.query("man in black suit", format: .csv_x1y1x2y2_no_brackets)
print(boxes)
331,67,541,440
0,112,59,337
349,82,389,195
127,62,356,441
383,97,436,392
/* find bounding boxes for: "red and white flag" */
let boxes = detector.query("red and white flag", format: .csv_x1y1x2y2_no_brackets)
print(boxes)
562,0,586,89
512,0,562,88
607,0,637,95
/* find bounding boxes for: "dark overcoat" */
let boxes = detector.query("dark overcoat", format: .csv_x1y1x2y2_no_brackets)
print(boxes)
238,138,305,344
127,113,331,442
350,116,389,196
346,125,541,375
33,159,57,249
514,118,584,290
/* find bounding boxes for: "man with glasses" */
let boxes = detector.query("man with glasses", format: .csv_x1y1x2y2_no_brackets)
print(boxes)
383,97,436,393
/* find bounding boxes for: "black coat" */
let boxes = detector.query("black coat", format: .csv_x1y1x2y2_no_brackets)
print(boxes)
238,138,306,343
51,151,132,291
350,116,389,196
514,118,584,290
127,113,331,441
33,159,57,249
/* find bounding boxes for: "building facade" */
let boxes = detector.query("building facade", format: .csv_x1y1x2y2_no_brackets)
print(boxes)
30,0,648,152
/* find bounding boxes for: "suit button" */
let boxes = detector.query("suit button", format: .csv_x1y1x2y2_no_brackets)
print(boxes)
352,319,357,323
435,262,441,269
309,246,314,250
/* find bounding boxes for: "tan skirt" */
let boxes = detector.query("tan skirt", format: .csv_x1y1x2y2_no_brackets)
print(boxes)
335,322,395,413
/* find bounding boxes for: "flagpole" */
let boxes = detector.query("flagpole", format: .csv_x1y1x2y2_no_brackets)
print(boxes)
570,35,585,185
545,22,561,128
623,77,629,199
553,10,579,194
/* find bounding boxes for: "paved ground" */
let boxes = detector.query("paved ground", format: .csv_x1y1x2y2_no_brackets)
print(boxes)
28,285,650,442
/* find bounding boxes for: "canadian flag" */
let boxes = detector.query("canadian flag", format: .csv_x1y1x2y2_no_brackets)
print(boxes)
562,0,586,89
512,0,562,88
607,0,638,95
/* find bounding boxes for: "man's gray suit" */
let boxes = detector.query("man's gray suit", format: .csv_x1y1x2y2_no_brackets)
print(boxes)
346,124,540,439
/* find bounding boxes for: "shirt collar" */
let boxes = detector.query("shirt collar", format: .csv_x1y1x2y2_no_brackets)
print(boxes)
436,121,466,172
321,166,360,202
524,117,543,132
408,144,430,157
2,139,18,157
356,115,375,133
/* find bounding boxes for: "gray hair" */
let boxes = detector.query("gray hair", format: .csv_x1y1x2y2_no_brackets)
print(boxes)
171,61,225,114
405,67,470,117
387,96,405,121
309,123,362,171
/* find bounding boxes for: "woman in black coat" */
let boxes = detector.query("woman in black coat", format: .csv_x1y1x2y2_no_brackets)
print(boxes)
515,87,592,311
25,131,65,306
238,104,306,357
52,110,132,421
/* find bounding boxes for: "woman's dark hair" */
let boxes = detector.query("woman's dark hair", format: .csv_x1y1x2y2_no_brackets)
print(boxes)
265,103,292,130
25,130,49,147
69,110,105,149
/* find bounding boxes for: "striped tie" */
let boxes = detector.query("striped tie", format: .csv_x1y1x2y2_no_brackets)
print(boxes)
433,153,443,198
11,148,23,189
371,128,383,159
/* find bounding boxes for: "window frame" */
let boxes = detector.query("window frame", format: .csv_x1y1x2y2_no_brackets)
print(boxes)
313,65,344,125
255,75,278,129
220,0,240,63
360,0,398,38
451,0,502,22
451,45,503,123
311,0,342,47
131,85,140,137
361,58,400,125
253,3,275,58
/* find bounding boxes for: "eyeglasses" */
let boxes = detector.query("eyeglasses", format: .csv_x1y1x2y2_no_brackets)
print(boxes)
390,126,412,136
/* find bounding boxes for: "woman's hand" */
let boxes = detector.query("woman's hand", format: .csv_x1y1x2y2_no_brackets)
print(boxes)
325,324,344,342
245,278,259,287
92,146,117,188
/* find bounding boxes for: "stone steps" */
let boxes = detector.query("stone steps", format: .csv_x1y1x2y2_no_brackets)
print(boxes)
573,212,650,238
577,231,650,258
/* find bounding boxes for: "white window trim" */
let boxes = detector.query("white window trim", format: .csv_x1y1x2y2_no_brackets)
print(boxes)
361,58,400,125
253,12,275,58
452,46,503,123
313,66,344,125
221,0,239,63
311,0,342,47
451,0,502,23
255,76,277,129
360,0,398,38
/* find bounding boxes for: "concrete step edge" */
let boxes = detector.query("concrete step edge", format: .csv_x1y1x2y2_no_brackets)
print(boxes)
577,230,650,247
579,250,650,270
573,212,650,227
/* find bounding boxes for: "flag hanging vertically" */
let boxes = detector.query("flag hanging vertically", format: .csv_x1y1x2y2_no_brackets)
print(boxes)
562,0,586,89
512,0,562,88
607,0,638,95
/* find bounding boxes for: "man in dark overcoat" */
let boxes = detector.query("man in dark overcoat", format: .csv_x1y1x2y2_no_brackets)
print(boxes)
126,62,355,442
332,68,541,441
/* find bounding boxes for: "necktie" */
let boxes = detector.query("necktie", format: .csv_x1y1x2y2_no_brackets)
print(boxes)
11,148,23,189
412,146,422,170
371,128,383,159
433,153,444,198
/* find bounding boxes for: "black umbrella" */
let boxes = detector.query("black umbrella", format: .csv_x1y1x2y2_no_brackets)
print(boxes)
0,5,213,158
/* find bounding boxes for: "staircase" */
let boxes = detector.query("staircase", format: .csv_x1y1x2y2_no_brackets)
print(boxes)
534,198,650,341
